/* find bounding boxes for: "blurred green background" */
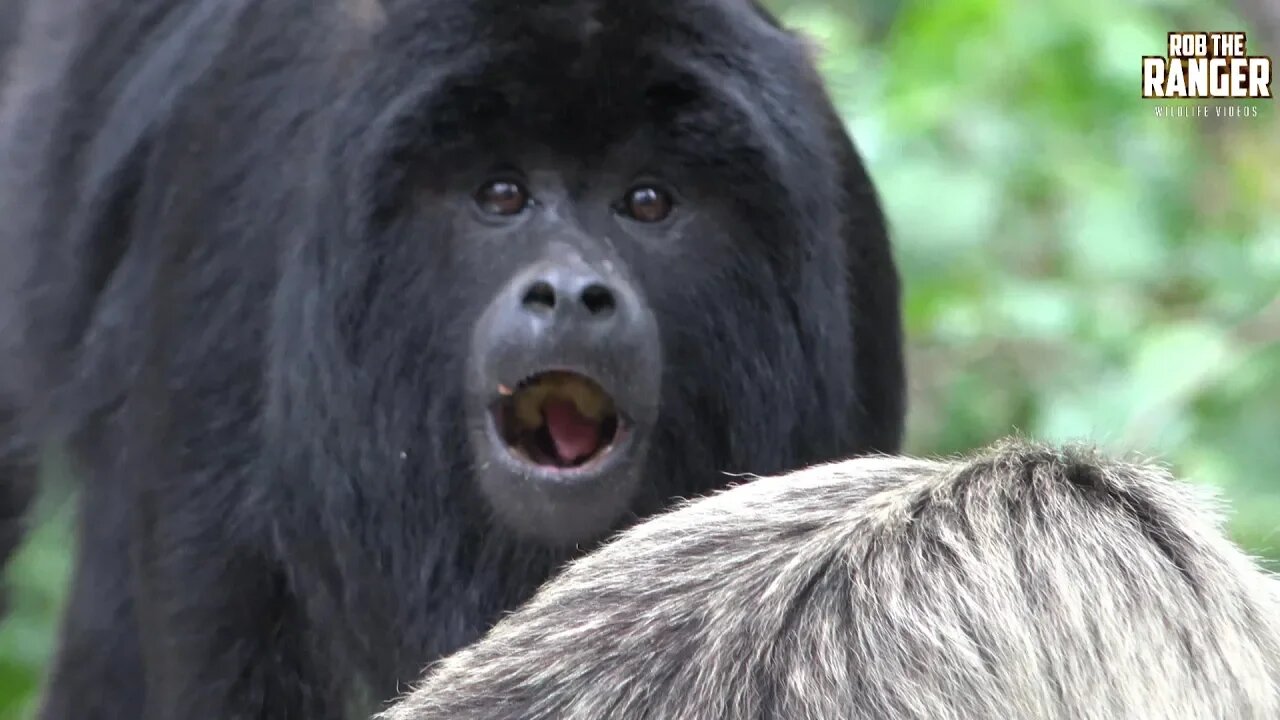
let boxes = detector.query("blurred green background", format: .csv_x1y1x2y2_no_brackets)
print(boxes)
2,0,1278,716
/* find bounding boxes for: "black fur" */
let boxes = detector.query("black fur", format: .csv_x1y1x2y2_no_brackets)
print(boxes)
0,411,35,618
0,0,904,718
0,0,30,617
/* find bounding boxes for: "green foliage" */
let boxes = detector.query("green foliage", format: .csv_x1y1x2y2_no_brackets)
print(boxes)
2,1,1277,716
0,495,71,720
775,0,1280,560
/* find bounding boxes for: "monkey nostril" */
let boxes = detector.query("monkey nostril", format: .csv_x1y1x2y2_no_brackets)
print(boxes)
580,283,616,316
521,281,557,312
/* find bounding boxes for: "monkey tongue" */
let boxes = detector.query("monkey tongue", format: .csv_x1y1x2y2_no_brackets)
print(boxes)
542,398,602,465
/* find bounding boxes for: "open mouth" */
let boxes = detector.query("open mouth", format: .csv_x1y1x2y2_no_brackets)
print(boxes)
489,370,626,470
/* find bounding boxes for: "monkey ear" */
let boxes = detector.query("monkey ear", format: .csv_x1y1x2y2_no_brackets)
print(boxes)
778,25,905,456
810,89,910,457
830,113,906,456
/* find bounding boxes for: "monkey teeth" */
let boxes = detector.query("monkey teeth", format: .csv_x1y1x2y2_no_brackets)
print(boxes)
511,373,613,431
491,371,621,469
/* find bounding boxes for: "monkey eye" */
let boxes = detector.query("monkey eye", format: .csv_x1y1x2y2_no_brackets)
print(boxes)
475,179,530,216
621,185,674,223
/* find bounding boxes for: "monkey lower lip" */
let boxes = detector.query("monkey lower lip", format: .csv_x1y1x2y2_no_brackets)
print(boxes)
490,371,623,469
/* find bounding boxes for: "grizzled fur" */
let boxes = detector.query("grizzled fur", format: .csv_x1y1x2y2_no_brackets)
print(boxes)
383,439,1280,720
0,0,903,717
